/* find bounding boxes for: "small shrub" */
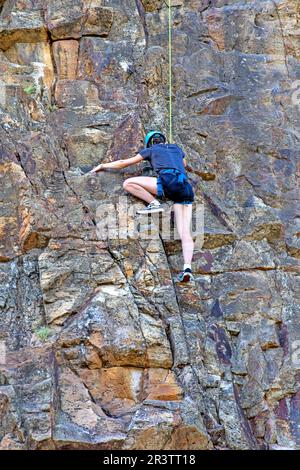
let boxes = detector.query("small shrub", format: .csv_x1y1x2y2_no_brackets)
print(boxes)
24,84,37,95
48,104,58,112
35,326,51,342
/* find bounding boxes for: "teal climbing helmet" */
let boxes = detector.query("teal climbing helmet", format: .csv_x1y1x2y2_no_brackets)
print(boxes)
145,131,166,148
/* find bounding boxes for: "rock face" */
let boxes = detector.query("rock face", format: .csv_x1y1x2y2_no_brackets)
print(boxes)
0,0,299,450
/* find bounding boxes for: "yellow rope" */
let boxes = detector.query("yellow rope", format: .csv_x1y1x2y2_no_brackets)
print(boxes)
168,0,173,144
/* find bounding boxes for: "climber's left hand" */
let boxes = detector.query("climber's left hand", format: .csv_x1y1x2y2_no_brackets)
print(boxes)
89,164,103,174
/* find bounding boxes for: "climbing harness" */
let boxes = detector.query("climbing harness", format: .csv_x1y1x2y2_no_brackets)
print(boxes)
168,0,173,144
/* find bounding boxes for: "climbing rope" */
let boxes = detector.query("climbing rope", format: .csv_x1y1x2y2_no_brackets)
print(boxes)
168,0,173,144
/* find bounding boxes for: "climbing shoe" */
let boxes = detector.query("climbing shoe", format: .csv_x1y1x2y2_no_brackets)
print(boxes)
177,268,195,282
136,202,164,215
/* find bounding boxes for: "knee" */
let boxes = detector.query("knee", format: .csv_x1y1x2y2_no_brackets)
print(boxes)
123,179,132,192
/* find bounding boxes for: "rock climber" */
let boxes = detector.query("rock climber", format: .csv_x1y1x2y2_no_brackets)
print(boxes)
90,131,195,282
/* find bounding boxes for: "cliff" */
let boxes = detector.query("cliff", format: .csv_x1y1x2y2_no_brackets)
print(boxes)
0,0,299,450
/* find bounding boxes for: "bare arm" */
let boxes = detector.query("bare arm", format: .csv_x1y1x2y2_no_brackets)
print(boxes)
184,157,215,190
183,158,199,175
90,154,144,173
183,157,194,172
183,157,202,189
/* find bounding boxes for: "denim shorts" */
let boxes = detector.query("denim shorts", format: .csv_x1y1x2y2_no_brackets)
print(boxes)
157,172,195,204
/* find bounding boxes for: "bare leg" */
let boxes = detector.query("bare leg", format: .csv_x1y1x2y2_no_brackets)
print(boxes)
173,204,194,266
123,176,157,204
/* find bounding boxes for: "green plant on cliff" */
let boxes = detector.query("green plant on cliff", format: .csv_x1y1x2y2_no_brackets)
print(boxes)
48,103,58,112
23,84,37,95
35,326,51,342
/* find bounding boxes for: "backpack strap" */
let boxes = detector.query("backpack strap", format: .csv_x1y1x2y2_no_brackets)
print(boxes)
159,169,187,182
177,171,186,184
156,174,165,198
